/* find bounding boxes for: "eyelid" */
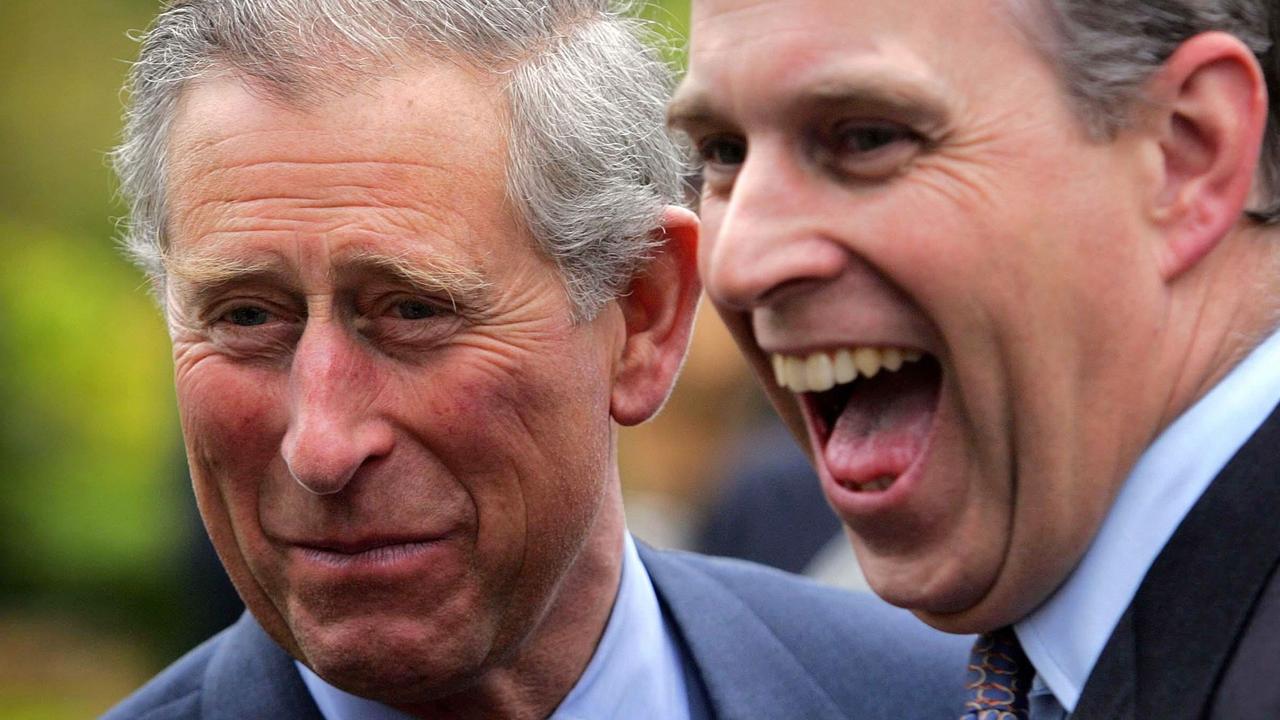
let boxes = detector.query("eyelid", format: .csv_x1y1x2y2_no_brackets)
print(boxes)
827,118,922,144
810,118,926,179
179,277,293,319
693,133,746,165
204,296,299,325
360,289,456,319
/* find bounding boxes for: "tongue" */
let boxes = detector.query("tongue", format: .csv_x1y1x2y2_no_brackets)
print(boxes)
823,366,937,487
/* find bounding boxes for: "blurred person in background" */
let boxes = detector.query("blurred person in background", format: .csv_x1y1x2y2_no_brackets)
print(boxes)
103,1,969,718
620,299,865,589
673,0,1280,717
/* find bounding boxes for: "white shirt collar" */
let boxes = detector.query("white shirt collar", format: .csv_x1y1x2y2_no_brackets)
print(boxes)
297,532,690,720
1015,328,1280,712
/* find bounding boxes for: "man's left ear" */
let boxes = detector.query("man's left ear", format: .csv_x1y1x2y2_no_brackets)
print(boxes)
610,206,701,426
1145,31,1269,281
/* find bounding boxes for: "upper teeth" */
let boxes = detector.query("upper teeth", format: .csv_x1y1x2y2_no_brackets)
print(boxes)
771,347,924,394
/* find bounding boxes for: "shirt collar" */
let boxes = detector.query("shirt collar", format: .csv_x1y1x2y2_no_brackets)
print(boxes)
297,532,690,720
550,533,690,720
1015,328,1280,712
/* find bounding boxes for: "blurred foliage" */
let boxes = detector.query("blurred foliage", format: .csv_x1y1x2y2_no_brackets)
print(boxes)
0,0,196,713
1,0,694,715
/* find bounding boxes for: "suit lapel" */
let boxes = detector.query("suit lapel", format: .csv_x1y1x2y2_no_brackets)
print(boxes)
1074,402,1280,720
639,545,848,720
201,613,324,720
1071,608,1136,719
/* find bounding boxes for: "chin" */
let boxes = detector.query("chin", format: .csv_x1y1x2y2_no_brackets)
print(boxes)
297,616,490,702
909,577,1056,635
857,548,1004,632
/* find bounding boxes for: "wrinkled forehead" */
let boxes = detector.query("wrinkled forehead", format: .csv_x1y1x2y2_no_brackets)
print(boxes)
673,0,1042,131
166,62,508,178
160,67,523,294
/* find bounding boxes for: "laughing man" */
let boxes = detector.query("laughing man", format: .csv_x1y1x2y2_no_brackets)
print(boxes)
673,0,1280,717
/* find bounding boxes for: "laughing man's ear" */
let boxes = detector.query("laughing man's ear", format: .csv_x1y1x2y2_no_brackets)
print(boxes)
1145,31,1269,281
610,206,701,426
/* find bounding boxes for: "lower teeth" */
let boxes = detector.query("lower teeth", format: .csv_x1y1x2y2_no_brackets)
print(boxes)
852,475,894,493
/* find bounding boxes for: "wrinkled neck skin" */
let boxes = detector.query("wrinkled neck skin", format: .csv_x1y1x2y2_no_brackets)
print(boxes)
388,479,626,720
1155,222,1280,433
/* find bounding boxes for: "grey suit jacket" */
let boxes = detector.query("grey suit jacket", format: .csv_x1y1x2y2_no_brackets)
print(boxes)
104,545,971,719
1071,402,1280,720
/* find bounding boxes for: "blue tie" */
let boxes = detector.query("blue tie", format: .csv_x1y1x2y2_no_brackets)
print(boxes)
960,627,1033,719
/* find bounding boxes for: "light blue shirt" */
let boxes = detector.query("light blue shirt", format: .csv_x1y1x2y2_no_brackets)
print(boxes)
1015,328,1280,713
297,532,691,720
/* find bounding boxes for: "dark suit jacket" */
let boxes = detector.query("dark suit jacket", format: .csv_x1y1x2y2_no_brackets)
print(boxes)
103,545,970,719
1072,401,1280,720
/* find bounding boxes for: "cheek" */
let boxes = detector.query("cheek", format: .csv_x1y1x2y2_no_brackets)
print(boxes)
410,345,614,556
417,341,610,459
179,363,287,476
175,361,298,637
177,362,289,552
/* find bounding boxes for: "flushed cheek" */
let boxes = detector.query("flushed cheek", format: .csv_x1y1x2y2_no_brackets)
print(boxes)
177,360,291,580
178,361,289,477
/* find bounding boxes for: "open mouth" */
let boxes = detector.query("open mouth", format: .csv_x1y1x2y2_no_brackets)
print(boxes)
772,347,942,493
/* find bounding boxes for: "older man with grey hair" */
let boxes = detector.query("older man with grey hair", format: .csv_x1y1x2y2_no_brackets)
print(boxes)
674,0,1280,717
102,1,969,719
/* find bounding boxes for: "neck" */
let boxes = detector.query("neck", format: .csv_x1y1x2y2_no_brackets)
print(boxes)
397,486,627,720
1158,222,1280,430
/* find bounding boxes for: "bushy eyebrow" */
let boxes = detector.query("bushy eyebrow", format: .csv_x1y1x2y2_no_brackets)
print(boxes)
165,252,288,307
165,247,492,311
665,86,716,131
337,249,491,311
666,85,717,132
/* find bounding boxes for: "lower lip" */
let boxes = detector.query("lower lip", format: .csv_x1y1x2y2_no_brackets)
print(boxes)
291,540,450,574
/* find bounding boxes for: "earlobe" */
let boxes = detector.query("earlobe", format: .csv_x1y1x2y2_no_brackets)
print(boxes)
609,206,701,426
1146,32,1268,281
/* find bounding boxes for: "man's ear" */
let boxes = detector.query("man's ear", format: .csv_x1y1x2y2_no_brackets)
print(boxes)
1144,31,1268,281
610,206,701,426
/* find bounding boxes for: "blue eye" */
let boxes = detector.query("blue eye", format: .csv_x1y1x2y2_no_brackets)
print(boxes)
227,306,271,326
395,300,437,320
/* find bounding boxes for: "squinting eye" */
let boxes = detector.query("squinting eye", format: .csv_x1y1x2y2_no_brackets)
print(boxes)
837,124,913,153
226,306,271,326
395,299,438,320
820,120,924,179
698,135,747,167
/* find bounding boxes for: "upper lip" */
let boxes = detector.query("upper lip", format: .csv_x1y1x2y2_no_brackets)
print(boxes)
761,342,928,356
751,313,939,360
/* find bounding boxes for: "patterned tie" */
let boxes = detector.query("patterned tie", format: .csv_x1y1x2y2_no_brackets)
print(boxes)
960,627,1033,720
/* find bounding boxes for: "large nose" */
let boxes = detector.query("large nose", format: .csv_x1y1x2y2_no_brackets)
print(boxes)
281,322,395,495
701,144,848,311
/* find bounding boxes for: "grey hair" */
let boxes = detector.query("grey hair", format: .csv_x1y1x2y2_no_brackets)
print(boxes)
113,0,688,319
1013,0,1280,223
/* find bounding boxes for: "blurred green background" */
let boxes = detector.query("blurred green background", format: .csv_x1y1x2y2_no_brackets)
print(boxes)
0,1,692,717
